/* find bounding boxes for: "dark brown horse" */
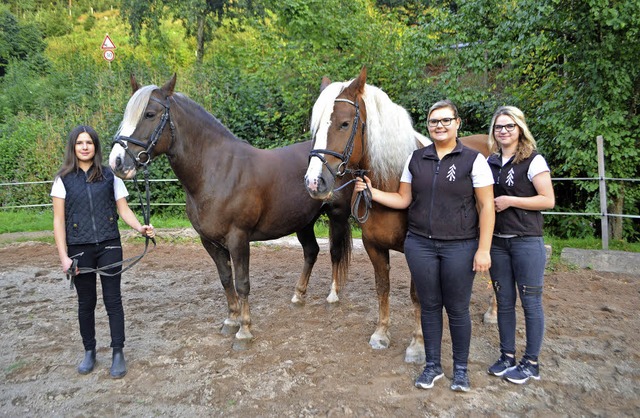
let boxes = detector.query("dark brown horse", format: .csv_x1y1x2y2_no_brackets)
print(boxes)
304,67,493,363
108,74,352,350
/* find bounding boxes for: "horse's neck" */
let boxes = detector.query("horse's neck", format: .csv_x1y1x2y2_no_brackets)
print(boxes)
168,109,250,193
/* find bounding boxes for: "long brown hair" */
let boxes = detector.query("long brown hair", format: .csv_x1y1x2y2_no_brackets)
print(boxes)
55,125,104,182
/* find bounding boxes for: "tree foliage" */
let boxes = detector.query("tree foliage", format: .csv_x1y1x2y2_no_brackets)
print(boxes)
0,0,638,240
431,0,640,239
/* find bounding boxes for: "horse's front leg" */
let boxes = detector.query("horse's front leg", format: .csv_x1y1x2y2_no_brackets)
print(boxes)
200,238,240,336
229,237,253,351
404,279,425,364
363,239,391,350
291,223,320,305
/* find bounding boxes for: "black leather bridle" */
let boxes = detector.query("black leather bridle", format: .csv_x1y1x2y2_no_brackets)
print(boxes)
309,98,366,180
112,96,175,168
308,97,372,222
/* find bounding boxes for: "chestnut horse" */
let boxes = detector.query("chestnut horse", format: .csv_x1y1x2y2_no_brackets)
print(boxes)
304,67,494,363
109,75,352,350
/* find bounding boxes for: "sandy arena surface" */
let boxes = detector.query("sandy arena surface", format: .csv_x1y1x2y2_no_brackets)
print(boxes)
1,232,639,417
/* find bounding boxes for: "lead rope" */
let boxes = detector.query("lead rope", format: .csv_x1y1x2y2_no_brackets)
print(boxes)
66,166,156,289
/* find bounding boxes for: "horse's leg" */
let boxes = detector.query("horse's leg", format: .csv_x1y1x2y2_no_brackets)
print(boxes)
291,222,320,305
227,235,254,351
362,238,391,350
325,204,352,303
200,238,241,336
484,293,498,324
404,279,426,364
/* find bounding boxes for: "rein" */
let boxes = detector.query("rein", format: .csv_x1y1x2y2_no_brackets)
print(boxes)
309,98,372,223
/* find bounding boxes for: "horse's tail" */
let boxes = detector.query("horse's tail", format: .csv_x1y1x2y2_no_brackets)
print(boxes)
328,215,353,290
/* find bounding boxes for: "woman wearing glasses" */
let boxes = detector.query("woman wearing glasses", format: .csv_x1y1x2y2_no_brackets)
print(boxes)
485,106,555,384
355,100,495,392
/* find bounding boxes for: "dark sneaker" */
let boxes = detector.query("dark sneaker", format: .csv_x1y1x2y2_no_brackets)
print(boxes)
450,366,471,392
415,363,444,389
504,358,540,384
487,353,516,377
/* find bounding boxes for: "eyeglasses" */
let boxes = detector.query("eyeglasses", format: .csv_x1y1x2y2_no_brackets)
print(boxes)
427,117,456,127
494,123,517,132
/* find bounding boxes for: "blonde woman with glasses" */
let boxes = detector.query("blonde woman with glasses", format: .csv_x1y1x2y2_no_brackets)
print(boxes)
485,106,555,384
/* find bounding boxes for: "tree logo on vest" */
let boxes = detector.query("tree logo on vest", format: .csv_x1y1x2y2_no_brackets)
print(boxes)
447,164,456,181
506,168,515,186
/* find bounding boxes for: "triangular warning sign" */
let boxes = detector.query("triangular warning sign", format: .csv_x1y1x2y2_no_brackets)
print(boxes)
101,35,116,50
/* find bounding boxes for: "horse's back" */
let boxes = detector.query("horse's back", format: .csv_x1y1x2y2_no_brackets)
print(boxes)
460,134,490,157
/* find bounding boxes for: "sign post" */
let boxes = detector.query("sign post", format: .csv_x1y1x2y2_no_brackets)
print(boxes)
101,34,116,62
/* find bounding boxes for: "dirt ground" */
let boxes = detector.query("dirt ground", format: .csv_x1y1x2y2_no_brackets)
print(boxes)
1,232,639,417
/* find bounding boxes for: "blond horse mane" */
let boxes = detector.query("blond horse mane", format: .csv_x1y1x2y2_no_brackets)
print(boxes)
311,81,428,184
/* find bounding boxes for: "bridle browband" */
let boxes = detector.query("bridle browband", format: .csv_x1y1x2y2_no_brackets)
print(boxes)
112,96,175,167
309,98,366,180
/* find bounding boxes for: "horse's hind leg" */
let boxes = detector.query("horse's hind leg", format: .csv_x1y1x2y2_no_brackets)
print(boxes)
404,279,426,364
291,223,320,305
484,293,498,324
325,203,352,303
200,238,241,336
363,238,392,350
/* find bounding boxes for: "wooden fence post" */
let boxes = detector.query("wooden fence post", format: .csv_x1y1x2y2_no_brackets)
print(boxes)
597,135,609,250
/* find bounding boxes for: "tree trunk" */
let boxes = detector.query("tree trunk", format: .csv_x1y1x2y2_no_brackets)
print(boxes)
196,16,205,64
609,188,624,239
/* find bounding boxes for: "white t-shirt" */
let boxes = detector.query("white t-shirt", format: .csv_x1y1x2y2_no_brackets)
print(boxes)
50,175,129,200
400,153,494,188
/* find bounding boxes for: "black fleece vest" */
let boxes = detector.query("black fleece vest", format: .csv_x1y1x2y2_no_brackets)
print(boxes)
62,166,120,245
407,140,480,240
487,152,544,236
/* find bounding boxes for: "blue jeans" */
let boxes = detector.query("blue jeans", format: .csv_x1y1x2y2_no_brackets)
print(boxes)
489,236,545,361
68,238,125,351
404,232,477,369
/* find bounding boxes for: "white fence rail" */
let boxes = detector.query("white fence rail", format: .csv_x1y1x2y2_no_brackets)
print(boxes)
2,137,638,249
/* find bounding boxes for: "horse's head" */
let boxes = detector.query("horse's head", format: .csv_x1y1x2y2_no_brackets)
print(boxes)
109,74,177,179
304,67,368,200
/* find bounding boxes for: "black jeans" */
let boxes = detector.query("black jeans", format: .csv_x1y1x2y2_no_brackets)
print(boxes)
404,232,477,369
68,238,125,351
490,236,546,361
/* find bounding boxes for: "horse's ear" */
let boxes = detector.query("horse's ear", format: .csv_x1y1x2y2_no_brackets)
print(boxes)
350,66,367,96
320,76,332,93
162,73,177,96
130,74,140,95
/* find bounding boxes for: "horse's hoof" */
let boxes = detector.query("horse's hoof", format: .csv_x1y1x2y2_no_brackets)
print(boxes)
220,321,240,336
232,339,252,351
483,312,498,324
404,350,425,364
291,293,305,306
369,334,390,350
326,292,339,304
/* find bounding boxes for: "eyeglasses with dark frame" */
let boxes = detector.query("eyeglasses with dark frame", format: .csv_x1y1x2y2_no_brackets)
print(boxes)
494,123,517,132
427,117,456,128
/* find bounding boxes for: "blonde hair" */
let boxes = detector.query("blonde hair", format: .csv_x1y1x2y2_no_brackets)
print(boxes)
488,106,536,163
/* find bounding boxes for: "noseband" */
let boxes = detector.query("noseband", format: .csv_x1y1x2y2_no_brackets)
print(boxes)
112,96,175,168
309,98,366,180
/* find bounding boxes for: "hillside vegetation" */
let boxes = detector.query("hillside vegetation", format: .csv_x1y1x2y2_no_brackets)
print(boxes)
1,0,638,241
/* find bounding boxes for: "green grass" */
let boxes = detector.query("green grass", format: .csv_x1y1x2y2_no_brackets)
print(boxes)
0,209,362,239
2,210,637,254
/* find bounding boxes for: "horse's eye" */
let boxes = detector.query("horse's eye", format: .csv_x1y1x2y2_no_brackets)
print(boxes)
340,121,350,130
145,111,155,119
